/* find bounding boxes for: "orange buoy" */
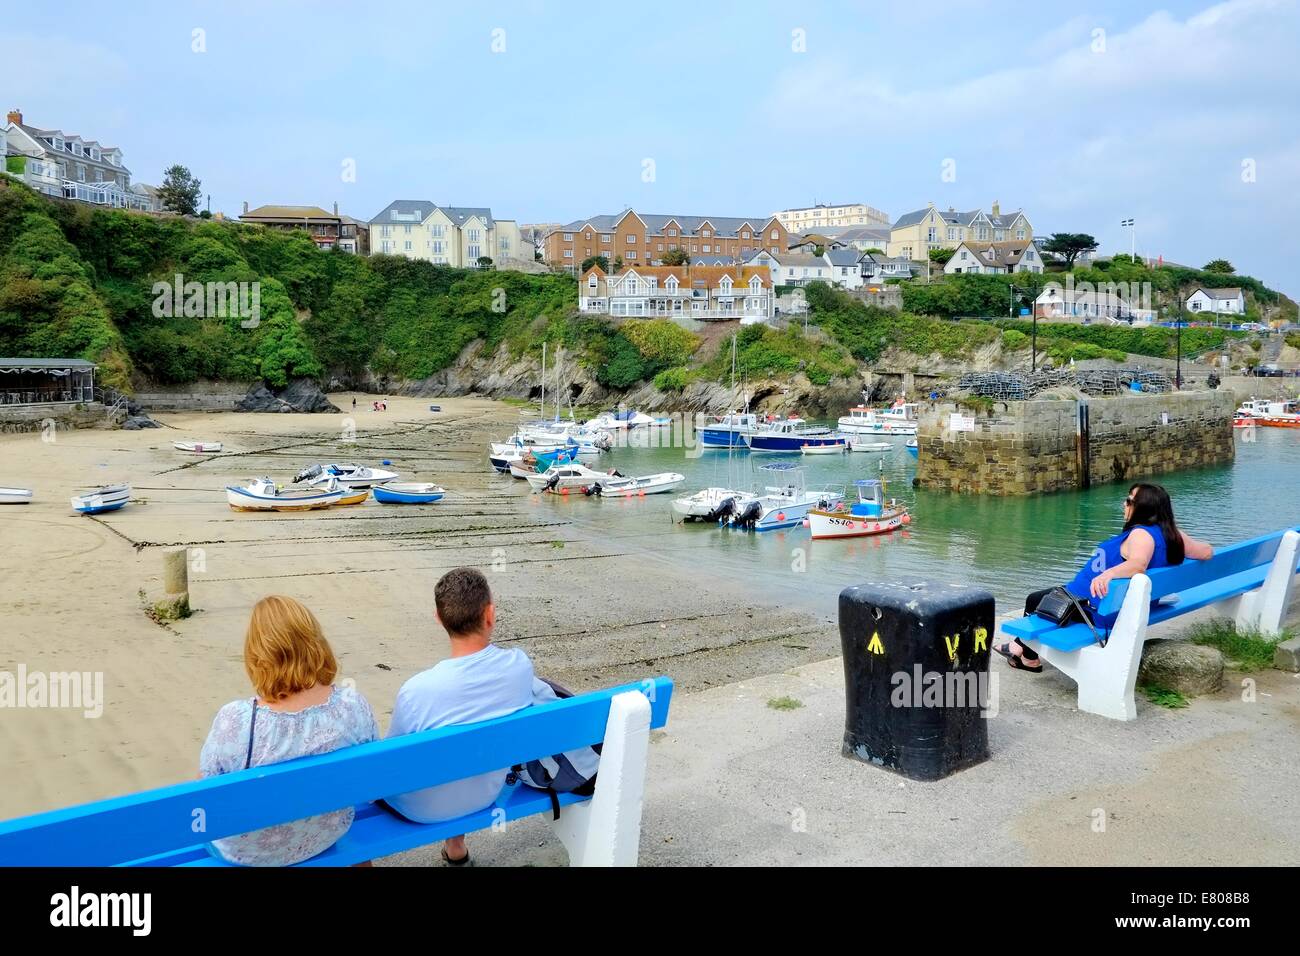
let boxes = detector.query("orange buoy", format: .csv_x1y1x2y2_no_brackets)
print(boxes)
902,513,912,524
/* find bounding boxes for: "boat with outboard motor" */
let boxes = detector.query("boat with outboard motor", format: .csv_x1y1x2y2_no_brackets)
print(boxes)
1234,398,1300,428
719,463,844,532
589,472,685,497
806,478,910,540
524,463,618,494
671,486,747,521
294,463,398,489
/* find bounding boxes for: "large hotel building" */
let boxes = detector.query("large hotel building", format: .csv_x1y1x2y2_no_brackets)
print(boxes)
543,210,789,272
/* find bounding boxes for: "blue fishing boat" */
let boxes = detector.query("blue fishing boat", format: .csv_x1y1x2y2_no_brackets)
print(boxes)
373,482,446,504
700,412,759,449
70,483,130,515
747,418,841,453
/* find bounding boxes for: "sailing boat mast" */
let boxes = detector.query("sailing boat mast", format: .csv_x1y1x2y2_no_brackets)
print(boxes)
540,342,547,420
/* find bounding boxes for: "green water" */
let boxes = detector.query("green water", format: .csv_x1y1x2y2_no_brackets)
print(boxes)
503,428,1300,617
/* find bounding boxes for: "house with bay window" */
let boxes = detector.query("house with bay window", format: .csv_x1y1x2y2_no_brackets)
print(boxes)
3,108,153,211
887,201,1032,260
580,263,774,325
368,200,534,268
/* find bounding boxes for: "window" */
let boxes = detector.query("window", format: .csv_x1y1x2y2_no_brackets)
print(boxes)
601,234,611,243
588,274,598,289
563,233,574,240
468,229,481,242
404,240,412,251
586,232,593,240
625,234,637,243
702,229,711,237
403,224,412,234
432,225,445,237
468,244,481,260
76,164,86,182
947,228,957,241
977,227,988,240
703,244,710,253
381,225,391,237
627,251,637,259
381,240,392,253
432,241,444,254
667,228,677,237
770,230,778,239
563,249,573,258
500,238,510,252
960,250,967,260
1016,229,1025,240
927,227,937,242
742,231,750,239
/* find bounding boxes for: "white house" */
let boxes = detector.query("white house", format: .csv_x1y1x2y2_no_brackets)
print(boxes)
862,253,915,283
3,108,152,211
944,240,1044,275
369,200,534,268
1035,285,1154,322
1185,287,1245,316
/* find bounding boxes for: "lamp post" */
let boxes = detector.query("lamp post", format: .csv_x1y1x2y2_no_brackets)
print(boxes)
1176,285,1184,389
1009,284,1033,370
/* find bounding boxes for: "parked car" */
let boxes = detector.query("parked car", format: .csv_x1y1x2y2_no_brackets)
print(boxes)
1252,363,1284,377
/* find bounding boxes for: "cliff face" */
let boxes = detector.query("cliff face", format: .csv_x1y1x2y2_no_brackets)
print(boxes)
355,339,875,417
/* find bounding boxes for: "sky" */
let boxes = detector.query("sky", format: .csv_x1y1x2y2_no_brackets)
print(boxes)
3,0,1298,295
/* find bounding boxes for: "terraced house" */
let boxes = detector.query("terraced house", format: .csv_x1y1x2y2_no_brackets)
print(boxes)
368,200,533,268
579,263,774,324
544,210,788,273
3,108,154,211
887,201,1032,260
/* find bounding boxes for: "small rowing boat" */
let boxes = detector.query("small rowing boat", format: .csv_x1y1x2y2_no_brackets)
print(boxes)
71,483,130,515
849,438,892,453
226,478,343,512
1,487,34,505
173,440,223,453
801,437,848,454
373,482,446,504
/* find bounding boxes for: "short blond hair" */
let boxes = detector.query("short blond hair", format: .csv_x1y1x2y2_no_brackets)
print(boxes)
243,595,338,701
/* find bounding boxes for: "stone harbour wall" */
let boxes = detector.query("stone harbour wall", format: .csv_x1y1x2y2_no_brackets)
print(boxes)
917,391,1236,496
0,402,123,434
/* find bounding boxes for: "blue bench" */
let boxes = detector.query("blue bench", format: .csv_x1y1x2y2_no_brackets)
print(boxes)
0,677,673,867
1001,528,1300,720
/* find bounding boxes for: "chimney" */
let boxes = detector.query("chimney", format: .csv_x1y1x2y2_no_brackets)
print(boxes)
6,108,21,126
242,201,249,214
991,200,1001,216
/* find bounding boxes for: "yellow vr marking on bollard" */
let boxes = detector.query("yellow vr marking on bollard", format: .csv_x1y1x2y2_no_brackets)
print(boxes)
944,633,960,661
974,627,988,653
867,631,885,655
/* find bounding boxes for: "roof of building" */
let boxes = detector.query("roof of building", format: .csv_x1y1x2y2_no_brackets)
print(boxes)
825,248,865,267
368,200,495,227
0,357,96,369
241,205,338,221
893,204,1028,230
769,252,829,269
5,122,130,173
954,239,1040,268
833,226,891,245
554,211,776,240
584,264,772,288
1189,286,1244,299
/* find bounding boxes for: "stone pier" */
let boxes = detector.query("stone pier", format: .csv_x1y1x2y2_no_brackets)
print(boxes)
917,391,1236,495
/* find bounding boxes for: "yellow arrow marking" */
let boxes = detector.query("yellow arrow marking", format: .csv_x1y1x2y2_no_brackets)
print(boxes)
867,631,885,655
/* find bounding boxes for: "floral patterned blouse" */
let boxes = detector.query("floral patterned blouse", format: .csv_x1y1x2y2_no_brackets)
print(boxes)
199,685,379,866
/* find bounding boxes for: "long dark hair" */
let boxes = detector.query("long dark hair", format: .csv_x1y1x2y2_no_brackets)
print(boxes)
1124,483,1185,564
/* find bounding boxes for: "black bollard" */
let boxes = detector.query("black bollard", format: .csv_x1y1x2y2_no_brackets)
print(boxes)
839,579,993,781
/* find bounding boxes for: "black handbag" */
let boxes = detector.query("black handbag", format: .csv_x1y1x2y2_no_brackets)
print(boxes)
1032,587,1107,647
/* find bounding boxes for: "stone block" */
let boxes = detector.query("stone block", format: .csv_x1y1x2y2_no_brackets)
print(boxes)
1138,640,1224,697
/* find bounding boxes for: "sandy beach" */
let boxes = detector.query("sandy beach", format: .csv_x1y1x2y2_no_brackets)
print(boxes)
0,395,836,821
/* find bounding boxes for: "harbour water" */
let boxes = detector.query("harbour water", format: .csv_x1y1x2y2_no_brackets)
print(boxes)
513,426,1300,617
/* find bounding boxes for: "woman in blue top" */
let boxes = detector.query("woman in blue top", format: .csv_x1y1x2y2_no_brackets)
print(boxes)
997,482,1213,672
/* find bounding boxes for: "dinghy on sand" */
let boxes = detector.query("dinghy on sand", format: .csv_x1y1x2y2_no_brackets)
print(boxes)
227,478,343,512
373,482,446,504
1,487,34,504
173,441,223,453
71,484,131,515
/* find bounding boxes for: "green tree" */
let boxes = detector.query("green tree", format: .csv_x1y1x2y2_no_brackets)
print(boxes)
156,164,202,216
580,255,609,273
661,247,689,266
612,255,624,271
1204,259,1235,274
928,247,955,265
1042,233,1099,268
476,256,494,269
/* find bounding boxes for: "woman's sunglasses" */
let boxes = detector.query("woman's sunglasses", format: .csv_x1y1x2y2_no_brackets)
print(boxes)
1124,497,1135,507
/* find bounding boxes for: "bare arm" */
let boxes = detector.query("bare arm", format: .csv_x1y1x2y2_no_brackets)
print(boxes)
1092,527,1156,598
1182,530,1214,561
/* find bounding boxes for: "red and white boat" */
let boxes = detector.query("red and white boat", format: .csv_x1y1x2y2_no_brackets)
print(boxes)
173,440,223,453
1233,399,1300,428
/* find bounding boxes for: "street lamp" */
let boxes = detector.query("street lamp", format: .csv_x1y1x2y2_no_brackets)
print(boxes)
1009,284,1034,371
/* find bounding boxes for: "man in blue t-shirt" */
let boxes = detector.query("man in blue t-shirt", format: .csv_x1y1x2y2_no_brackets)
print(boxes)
385,567,534,866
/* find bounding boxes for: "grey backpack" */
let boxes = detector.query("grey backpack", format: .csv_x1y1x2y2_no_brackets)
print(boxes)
511,678,601,818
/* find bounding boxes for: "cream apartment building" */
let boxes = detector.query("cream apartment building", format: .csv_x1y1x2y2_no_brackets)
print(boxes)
369,200,533,268
887,201,1032,260
772,202,891,232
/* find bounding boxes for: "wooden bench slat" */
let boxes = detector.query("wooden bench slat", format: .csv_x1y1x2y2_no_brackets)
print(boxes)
0,677,673,867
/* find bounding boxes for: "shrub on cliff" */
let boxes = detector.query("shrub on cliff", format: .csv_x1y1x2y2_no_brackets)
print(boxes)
653,366,690,392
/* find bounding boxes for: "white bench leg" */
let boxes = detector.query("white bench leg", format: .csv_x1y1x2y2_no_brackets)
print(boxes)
1234,530,1299,636
1074,574,1151,721
550,690,651,867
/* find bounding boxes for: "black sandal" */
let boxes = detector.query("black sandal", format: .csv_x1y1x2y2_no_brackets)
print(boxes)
441,847,471,866
994,640,1043,673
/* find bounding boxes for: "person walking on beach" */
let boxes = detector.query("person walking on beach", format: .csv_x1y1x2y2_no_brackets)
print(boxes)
352,396,357,412
383,567,534,866
995,482,1213,672
199,596,379,865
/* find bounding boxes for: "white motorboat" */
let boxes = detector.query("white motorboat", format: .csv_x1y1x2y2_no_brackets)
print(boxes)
724,464,843,532
1,487,34,505
489,450,523,473
294,463,398,489
71,483,131,515
801,437,848,454
671,487,747,521
586,409,659,431
849,438,893,453
837,397,919,436
524,463,614,494
227,477,343,512
592,472,685,497
172,440,223,453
